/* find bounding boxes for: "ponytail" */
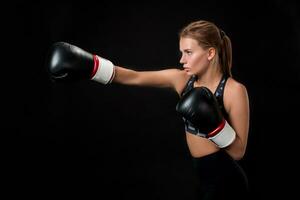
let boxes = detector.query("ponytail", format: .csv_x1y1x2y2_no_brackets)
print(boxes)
219,31,232,77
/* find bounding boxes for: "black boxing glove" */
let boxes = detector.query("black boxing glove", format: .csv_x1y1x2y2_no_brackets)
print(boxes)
45,42,115,84
176,87,236,148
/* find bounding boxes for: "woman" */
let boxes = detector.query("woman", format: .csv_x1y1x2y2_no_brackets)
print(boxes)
46,20,250,199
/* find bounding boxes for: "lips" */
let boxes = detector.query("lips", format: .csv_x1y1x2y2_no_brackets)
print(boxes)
183,67,191,72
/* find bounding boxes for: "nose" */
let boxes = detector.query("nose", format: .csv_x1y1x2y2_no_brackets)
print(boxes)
180,54,186,64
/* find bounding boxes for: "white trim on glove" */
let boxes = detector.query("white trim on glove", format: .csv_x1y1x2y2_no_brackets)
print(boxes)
91,55,115,84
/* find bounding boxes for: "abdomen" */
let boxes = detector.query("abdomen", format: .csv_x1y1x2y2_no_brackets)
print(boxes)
186,132,220,158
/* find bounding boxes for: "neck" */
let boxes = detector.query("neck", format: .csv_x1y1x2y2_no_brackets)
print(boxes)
195,64,223,87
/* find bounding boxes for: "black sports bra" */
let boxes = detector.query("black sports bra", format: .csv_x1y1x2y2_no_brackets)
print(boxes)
181,75,229,136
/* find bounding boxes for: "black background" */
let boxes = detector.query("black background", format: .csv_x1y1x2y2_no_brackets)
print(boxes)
4,1,300,199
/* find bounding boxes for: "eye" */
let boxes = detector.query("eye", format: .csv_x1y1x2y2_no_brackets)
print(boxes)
186,50,192,55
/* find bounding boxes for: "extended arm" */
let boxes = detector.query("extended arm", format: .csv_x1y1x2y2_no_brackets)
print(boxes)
45,42,187,93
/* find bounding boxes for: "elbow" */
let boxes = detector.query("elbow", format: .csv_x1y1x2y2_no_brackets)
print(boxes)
226,146,247,161
231,151,245,161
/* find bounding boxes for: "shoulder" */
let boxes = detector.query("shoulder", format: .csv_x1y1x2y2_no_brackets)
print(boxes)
225,77,248,94
224,77,249,112
166,69,190,95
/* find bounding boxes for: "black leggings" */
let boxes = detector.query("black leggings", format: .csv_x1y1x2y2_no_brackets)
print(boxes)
192,150,249,200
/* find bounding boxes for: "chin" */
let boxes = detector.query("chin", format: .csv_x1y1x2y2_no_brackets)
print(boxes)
185,71,194,76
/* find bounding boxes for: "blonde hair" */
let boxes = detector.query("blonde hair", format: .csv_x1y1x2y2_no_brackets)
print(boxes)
179,20,232,77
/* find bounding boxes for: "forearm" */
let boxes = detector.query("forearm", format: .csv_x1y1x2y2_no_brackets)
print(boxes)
112,66,178,89
225,136,247,160
112,66,139,85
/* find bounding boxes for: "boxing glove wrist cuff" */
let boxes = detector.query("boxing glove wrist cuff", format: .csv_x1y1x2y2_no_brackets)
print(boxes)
209,120,236,148
91,55,115,84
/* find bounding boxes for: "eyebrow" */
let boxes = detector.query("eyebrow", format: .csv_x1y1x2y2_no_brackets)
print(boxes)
180,48,192,52
183,49,192,53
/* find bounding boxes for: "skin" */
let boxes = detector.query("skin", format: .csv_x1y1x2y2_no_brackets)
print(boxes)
112,37,250,160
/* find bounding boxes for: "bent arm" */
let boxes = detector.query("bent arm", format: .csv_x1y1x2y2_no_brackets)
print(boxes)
225,82,250,160
112,66,188,93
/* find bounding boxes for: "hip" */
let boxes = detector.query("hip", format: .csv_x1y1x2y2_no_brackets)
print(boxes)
192,149,248,189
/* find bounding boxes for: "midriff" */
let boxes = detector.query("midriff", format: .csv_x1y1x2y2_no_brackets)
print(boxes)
186,132,220,158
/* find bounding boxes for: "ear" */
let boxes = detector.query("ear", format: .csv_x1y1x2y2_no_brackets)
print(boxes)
207,47,216,61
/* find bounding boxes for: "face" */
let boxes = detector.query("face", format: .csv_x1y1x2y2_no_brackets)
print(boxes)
179,37,211,76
